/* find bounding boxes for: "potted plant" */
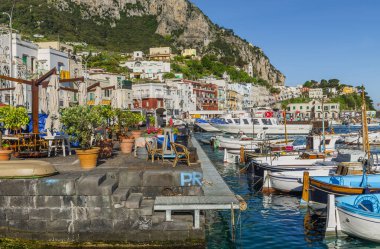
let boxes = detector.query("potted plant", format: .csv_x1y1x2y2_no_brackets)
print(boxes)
0,106,29,161
130,112,145,139
113,110,138,154
93,105,115,158
61,106,105,169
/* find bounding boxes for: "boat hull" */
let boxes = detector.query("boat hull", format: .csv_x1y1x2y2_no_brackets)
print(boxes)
337,206,380,243
212,124,312,135
270,170,332,193
308,178,380,205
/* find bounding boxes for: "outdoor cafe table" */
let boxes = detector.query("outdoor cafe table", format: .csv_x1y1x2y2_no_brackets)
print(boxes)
43,135,72,157
2,136,20,152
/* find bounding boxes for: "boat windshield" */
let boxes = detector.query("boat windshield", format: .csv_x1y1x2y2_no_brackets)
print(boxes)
251,119,260,125
262,119,272,125
243,119,249,125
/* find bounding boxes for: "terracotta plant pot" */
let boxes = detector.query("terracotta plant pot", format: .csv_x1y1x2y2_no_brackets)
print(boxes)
130,130,143,139
0,150,12,161
120,138,135,154
75,148,100,170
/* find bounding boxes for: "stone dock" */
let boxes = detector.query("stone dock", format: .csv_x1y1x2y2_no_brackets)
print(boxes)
0,137,239,247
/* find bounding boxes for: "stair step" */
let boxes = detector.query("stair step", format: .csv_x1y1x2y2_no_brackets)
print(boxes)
140,199,154,216
125,193,143,209
112,187,131,204
99,178,119,195
77,173,107,195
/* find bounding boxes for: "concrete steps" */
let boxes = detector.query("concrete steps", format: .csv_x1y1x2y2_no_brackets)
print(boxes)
140,199,154,216
125,193,143,209
77,173,119,196
112,187,131,204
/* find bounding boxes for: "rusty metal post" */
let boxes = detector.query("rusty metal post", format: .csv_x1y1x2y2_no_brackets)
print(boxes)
31,79,39,134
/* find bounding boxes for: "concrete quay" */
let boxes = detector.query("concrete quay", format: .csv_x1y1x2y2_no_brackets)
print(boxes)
0,139,238,247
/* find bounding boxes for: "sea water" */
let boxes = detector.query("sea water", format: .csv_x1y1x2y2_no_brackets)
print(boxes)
196,132,380,249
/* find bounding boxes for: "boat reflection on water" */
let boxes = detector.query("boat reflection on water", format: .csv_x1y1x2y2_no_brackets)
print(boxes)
262,194,300,211
303,209,327,244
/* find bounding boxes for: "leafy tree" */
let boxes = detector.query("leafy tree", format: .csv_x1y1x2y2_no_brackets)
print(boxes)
163,72,176,79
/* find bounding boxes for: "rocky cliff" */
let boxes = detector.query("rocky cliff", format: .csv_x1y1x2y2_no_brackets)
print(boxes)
2,0,285,85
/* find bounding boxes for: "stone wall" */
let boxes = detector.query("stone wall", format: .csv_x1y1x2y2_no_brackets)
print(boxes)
0,166,204,243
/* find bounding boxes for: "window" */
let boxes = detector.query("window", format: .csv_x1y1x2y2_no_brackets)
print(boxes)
293,106,295,110
300,106,303,110
234,119,240,124
22,55,27,65
243,119,249,125
331,105,335,109
105,89,110,98
89,93,95,100
251,119,259,125
227,119,233,124
318,106,321,109
307,106,309,110
262,119,272,125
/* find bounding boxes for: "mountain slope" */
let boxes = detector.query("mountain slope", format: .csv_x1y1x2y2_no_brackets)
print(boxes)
0,0,285,85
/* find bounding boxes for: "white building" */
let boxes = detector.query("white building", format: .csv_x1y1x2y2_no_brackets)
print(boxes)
123,60,170,82
132,81,196,117
228,83,252,110
275,86,302,101
309,88,323,99
88,71,133,109
165,80,196,117
251,85,274,107
133,51,144,61
287,100,340,120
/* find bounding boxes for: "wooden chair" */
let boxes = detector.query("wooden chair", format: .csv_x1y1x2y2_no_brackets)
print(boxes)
146,138,164,163
170,142,190,168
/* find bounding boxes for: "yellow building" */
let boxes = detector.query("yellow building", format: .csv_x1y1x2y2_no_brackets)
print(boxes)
149,47,172,61
182,49,197,57
342,86,357,94
227,90,239,111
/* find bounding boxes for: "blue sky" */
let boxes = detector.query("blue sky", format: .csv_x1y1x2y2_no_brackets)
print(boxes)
190,0,380,107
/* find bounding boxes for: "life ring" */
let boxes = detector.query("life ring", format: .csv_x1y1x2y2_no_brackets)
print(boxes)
265,112,273,118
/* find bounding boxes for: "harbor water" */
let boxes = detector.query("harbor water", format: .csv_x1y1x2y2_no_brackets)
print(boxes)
196,132,380,249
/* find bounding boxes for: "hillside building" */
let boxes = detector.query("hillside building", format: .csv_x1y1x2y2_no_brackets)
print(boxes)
123,60,170,82
149,47,172,61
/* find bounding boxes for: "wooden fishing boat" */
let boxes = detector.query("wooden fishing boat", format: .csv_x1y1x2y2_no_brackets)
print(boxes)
269,169,334,193
302,174,380,205
326,194,380,242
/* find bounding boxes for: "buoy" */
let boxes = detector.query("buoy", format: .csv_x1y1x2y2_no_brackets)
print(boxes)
235,195,248,211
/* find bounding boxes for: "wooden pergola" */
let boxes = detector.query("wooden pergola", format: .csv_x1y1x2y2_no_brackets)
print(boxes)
0,68,84,133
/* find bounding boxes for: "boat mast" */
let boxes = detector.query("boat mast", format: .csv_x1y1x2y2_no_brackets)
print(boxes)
322,97,326,154
361,85,370,160
283,108,288,145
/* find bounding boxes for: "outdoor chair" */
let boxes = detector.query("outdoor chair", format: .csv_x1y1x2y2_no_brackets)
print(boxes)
170,142,190,168
146,138,164,163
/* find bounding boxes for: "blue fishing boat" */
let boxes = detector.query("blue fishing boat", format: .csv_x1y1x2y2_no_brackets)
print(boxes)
326,194,380,243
